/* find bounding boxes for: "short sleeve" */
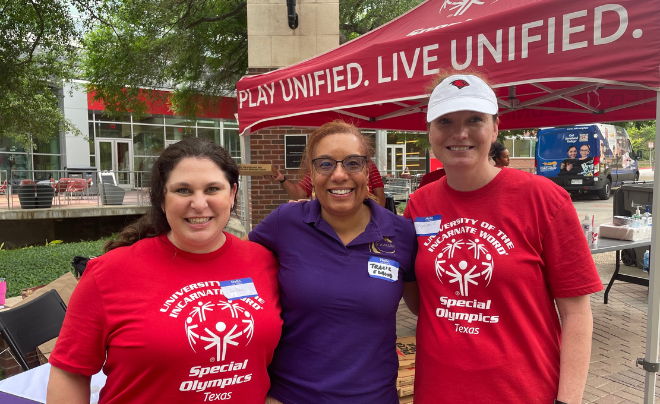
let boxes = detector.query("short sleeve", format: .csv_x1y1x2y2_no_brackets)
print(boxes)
248,206,281,254
297,173,313,197
49,265,109,376
368,162,384,189
541,197,603,298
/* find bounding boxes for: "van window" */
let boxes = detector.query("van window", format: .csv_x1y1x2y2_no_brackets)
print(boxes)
537,130,591,159
615,127,630,155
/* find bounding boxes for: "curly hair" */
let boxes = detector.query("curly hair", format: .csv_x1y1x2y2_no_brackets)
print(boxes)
489,142,508,163
103,137,239,253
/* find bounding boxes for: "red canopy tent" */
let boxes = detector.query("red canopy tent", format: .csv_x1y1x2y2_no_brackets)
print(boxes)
237,0,659,134
237,0,660,401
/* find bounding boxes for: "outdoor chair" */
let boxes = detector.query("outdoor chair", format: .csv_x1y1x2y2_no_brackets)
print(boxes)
20,179,36,186
67,178,88,200
0,289,67,371
0,180,6,194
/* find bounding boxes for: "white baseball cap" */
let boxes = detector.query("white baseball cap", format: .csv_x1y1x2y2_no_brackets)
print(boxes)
426,75,499,123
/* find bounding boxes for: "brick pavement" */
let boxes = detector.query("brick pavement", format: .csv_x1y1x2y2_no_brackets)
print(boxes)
395,282,659,403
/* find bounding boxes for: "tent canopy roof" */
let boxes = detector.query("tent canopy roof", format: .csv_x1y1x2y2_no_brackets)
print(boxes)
237,0,660,134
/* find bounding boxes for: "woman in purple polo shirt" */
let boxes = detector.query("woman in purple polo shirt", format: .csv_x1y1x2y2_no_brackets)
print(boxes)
249,120,418,403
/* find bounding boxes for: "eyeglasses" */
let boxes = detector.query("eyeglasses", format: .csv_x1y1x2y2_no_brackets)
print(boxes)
311,156,368,175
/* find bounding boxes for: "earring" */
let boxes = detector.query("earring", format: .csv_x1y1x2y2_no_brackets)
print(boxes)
311,187,316,199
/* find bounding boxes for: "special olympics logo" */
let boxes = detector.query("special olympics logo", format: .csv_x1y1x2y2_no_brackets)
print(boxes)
184,299,255,362
439,0,490,17
434,237,494,296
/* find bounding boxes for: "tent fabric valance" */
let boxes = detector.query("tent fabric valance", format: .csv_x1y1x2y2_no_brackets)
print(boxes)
237,0,660,134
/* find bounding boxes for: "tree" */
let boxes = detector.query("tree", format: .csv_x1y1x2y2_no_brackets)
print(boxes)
340,0,424,43
79,0,424,119
0,0,82,149
624,121,656,159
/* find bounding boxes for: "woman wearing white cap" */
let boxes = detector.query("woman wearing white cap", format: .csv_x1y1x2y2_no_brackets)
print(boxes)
404,73,602,404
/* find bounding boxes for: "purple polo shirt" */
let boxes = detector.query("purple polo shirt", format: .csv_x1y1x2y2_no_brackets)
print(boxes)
249,199,416,404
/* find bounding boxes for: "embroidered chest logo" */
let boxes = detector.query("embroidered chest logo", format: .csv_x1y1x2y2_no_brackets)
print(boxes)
369,237,396,254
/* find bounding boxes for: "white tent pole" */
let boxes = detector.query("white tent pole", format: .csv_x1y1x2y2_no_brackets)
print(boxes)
240,131,252,232
643,91,660,403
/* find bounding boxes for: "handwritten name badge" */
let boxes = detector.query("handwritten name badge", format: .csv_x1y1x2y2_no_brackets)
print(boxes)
368,257,400,282
414,215,442,236
220,278,258,301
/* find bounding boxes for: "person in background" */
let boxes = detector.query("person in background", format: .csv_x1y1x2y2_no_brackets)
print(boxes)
250,120,418,404
489,142,510,168
417,168,446,189
266,160,386,207
404,73,602,404
48,138,282,404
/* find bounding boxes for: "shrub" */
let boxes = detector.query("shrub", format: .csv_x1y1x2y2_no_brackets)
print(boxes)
0,240,107,297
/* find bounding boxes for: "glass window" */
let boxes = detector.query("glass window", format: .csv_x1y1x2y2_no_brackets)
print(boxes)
2,153,32,177
223,128,240,163
34,136,60,154
165,116,195,126
95,111,130,123
503,138,514,155
513,138,532,157
133,125,165,156
197,119,220,128
0,136,27,153
33,155,61,180
96,122,131,138
166,126,196,141
134,114,164,125
88,122,95,154
198,128,220,144
134,157,157,175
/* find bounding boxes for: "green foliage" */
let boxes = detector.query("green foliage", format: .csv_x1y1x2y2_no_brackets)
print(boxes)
0,0,83,149
340,0,424,43
80,0,424,119
0,240,106,297
625,121,656,153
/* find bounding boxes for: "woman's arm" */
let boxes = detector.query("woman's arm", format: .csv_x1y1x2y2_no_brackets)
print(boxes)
47,365,91,404
402,281,419,316
555,295,593,404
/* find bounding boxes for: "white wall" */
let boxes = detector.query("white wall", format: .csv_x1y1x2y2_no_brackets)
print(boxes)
61,82,91,168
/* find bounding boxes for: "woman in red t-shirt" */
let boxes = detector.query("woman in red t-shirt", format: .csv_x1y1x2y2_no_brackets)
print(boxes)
48,138,282,404
405,73,602,404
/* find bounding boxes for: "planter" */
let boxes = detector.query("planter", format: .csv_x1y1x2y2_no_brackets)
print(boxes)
35,185,55,208
16,185,37,209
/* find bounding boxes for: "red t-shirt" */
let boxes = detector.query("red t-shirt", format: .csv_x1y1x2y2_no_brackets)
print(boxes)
297,160,383,196
404,169,602,403
50,233,282,404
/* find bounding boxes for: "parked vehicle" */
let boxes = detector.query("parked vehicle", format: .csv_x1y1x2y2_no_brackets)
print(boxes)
536,124,641,200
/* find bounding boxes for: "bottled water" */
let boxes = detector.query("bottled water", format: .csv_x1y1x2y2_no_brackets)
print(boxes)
581,215,592,244
643,250,650,273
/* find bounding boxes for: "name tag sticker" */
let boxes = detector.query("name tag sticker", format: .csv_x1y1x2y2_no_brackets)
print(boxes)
220,278,258,301
414,215,442,236
368,257,400,282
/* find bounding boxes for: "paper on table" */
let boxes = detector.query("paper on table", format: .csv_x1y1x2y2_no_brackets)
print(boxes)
0,364,106,404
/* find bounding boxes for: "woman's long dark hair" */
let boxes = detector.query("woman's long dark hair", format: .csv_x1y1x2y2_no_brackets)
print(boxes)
104,138,239,252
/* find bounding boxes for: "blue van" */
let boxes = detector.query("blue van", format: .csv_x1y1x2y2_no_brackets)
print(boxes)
536,124,640,200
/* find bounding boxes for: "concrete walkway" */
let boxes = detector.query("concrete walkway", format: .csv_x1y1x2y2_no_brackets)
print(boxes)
396,282,659,403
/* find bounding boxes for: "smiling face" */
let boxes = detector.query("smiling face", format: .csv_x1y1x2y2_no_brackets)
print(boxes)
567,146,578,158
311,133,369,219
580,145,590,159
429,110,498,172
164,157,237,254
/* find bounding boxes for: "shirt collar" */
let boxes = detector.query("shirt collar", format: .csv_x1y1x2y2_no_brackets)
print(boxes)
302,199,395,244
